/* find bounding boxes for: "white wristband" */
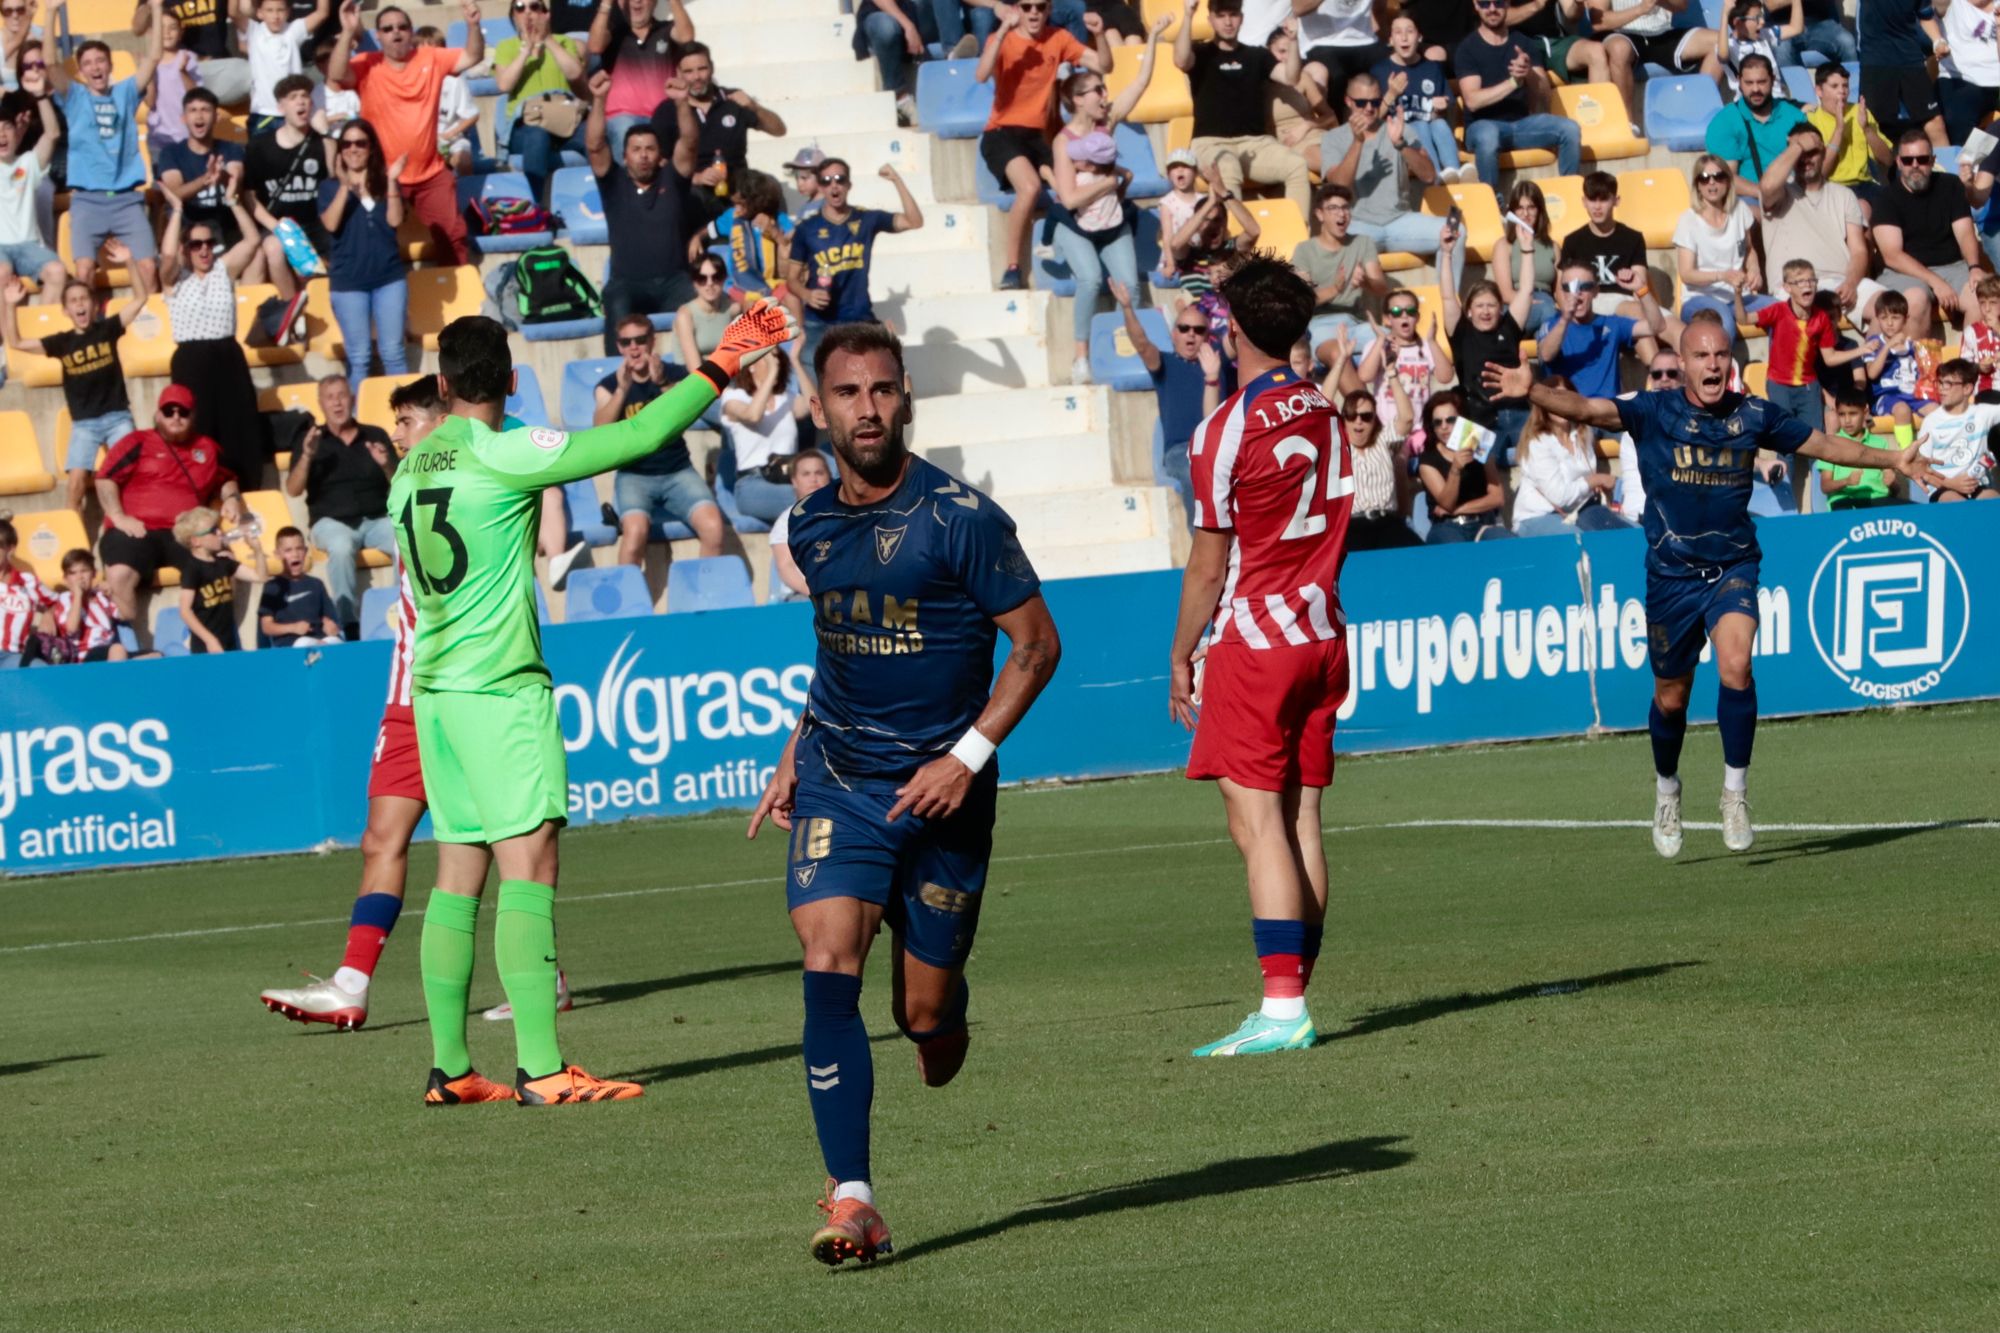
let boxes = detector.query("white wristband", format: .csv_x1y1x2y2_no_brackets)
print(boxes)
948,726,997,773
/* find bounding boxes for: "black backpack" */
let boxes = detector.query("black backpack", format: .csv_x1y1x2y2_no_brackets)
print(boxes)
513,246,602,324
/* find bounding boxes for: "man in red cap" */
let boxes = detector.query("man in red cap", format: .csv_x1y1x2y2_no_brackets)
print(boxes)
97,384,247,626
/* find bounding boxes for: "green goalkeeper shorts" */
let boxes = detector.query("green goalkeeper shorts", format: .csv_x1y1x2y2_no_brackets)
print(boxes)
414,685,569,844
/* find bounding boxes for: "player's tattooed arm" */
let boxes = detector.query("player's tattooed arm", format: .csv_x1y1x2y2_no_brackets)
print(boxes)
889,596,1062,823
1795,429,1927,481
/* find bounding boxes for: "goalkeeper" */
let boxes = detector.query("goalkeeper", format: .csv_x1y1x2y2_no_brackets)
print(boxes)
392,305,797,1108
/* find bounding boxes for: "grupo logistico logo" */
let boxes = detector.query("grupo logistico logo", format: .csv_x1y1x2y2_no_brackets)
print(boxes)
1807,518,1971,703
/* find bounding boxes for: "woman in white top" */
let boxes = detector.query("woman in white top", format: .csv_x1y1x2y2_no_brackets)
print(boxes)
1940,0,2000,145
722,342,814,523
1512,373,1633,536
1674,154,1774,326
767,448,832,602
161,185,271,485
1339,388,1421,549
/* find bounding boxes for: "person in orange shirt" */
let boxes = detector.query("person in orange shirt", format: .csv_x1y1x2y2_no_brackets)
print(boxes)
326,0,485,266
976,1,1112,289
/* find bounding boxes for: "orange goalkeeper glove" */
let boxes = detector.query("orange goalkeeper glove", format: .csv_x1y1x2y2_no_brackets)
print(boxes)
699,303,799,388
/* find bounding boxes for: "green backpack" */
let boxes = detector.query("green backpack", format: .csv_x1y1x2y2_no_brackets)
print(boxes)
513,246,602,324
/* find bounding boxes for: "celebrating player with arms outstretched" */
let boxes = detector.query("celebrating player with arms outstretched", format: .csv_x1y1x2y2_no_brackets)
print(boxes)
393,306,794,1107
748,323,1061,1267
1169,257,1354,1059
1486,311,1923,854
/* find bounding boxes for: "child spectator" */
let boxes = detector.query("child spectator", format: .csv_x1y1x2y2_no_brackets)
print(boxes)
1911,358,2000,500
1804,63,1890,212
313,38,360,135
242,0,331,135
1372,14,1458,182
1156,148,1203,279
1756,260,1840,432
245,73,333,301
697,168,793,297
1718,0,1785,95
1861,291,1935,444
148,9,202,145
1961,274,2000,401
47,10,165,294
0,515,56,668
1441,230,1535,459
1816,396,1906,509
172,504,267,653
1559,170,1652,324
1,275,149,514
414,28,477,176
1356,288,1451,449
258,524,342,645
0,60,64,293
53,548,128,662
1496,179,1558,333
767,449,831,602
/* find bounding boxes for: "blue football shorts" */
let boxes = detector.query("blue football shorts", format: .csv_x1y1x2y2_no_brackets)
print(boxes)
784,770,998,970
1646,560,1761,679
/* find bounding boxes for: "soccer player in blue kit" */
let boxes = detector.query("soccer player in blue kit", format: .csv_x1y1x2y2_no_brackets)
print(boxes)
748,323,1062,1267
1487,312,1923,854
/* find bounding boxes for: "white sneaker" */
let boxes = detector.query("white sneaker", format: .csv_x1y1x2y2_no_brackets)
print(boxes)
1440,165,1462,184
896,93,917,127
260,974,368,1030
483,969,573,1021
1651,782,1683,859
1719,789,1754,852
546,540,587,592
1071,355,1092,385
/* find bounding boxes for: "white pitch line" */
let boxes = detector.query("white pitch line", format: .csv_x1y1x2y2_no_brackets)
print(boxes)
4,818,1995,955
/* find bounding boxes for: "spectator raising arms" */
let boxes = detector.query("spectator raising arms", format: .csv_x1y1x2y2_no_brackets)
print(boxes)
1539,260,1669,398
1512,374,1632,536
495,0,587,208
146,12,201,146
136,0,250,104
1112,277,1231,528
2,274,147,513
658,42,787,228
244,73,333,302
586,0,694,162
328,0,485,266
319,119,409,388
0,0,40,91
979,0,1111,290
1176,0,1311,220
1047,18,1170,386
258,524,343,646
161,184,271,486
173,503,267,653
1441,231,1535,459
1453,0,1580,188
1757,124,1881,326
787,157,921,370
49,0,165,293
284,374,397,632
96,385,244,626
1357,288,1452,450
586,66,699,352
767,448,831,602
156,89,255,275
240,0,332,135
720,342,815,524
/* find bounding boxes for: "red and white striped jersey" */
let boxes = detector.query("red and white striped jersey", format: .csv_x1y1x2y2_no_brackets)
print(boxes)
384,567,417,708
0,567,57,654
1189,364,1354,651
55,587,119,654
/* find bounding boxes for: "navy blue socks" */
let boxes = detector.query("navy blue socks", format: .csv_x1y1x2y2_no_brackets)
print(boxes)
802,970,872,1185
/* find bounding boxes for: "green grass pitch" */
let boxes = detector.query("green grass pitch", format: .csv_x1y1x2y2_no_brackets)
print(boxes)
6,703,1999,1331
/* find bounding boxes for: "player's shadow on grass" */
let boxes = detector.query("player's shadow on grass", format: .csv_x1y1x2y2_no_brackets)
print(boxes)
567,960,802,1010
881,1136,1415,1266
615,1032,901,1086
1684,823,1988,867
1327,961,1704,1043
0,1054,101,1078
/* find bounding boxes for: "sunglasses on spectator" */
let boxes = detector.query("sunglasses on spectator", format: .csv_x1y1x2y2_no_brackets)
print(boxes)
695,270,725,284
1899,154,1933,165
512,2,546,11
818,173,849,185
1018,1,1048,10
1386,304,1417,317
1649,368,1682,380
193,525,220,538
20,57,43,68
1433,413,1460,429
186,237,216,250
1695,170,1727,184
1562,279,1598,293
340,137,370,148
1343,409,1377,421
159,404,192,419
1350,96,1382,108
2,6,32,16
1473,1,1505,9
377,20,410,32
1174,322,1208,333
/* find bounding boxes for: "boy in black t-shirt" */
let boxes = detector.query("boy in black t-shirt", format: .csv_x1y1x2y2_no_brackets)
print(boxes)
171,504,268,653
154,89,252,253
259,525,343,646
1557,171,1653,321
0,274,150,512
243,74,330,301
1176,0,1312,218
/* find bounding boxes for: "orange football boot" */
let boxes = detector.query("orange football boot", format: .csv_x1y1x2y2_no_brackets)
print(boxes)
811,1179,893,1266
514,1065,644,1105
423,1067,518,1106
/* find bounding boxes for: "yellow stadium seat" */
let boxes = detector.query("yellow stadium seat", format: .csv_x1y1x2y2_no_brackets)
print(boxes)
232,283,306,368
1141,0,1213,42
396,209,435,263
300,278,344,361
1422,181,1503,263
1745,363,1768,397
1166,115,1192,154
1456,123,1552,170
117,295,174,377
8,507,87,583
1229,198,1308,260
1379,249,1424,273
0,411,55,494
258,381,323,415
52,0,138,36
407,266,484,350
1552,83,1648,163
355,374,402,432
4,300,70,387
1105,42,1192,125
1535,174,1588,241
1614,168,1691,248
213,110,249,144
57,211,132,290
231,490,298,572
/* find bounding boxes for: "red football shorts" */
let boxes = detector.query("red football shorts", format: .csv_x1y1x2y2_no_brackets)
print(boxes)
1186,637,1350,791
366,703,427,803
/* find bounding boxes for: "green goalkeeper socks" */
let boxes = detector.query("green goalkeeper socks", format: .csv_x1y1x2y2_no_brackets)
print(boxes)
495,880,563,1079
420,889,482,1078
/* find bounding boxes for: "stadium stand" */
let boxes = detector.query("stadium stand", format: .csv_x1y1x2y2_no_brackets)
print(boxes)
0,413,56,495
666,555,755,614
564,564,654,622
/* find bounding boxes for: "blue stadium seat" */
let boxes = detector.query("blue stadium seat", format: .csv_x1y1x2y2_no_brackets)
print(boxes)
1089,308,1166,392
715,476,772,535
916,59,993,139
560,356,621,429
359,585,401,641
564,565,653,621
153,607,190,656
458,171,555,253
561,477,618,548
551,166,606,244
1115,121,1168,199
667,556,754,613
1644,75,1723,153
116,622,138,652
1935,145,1962,177
447,18,514,98
505,363,550,427
1780,65,1814,104
1749,477,1798,517
518,314,603,343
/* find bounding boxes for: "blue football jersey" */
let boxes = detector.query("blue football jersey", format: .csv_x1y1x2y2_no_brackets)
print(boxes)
789,456,1041,786
1615,389,1814,577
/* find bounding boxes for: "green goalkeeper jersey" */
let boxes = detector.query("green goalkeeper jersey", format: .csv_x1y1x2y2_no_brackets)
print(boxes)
390,372,720,695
